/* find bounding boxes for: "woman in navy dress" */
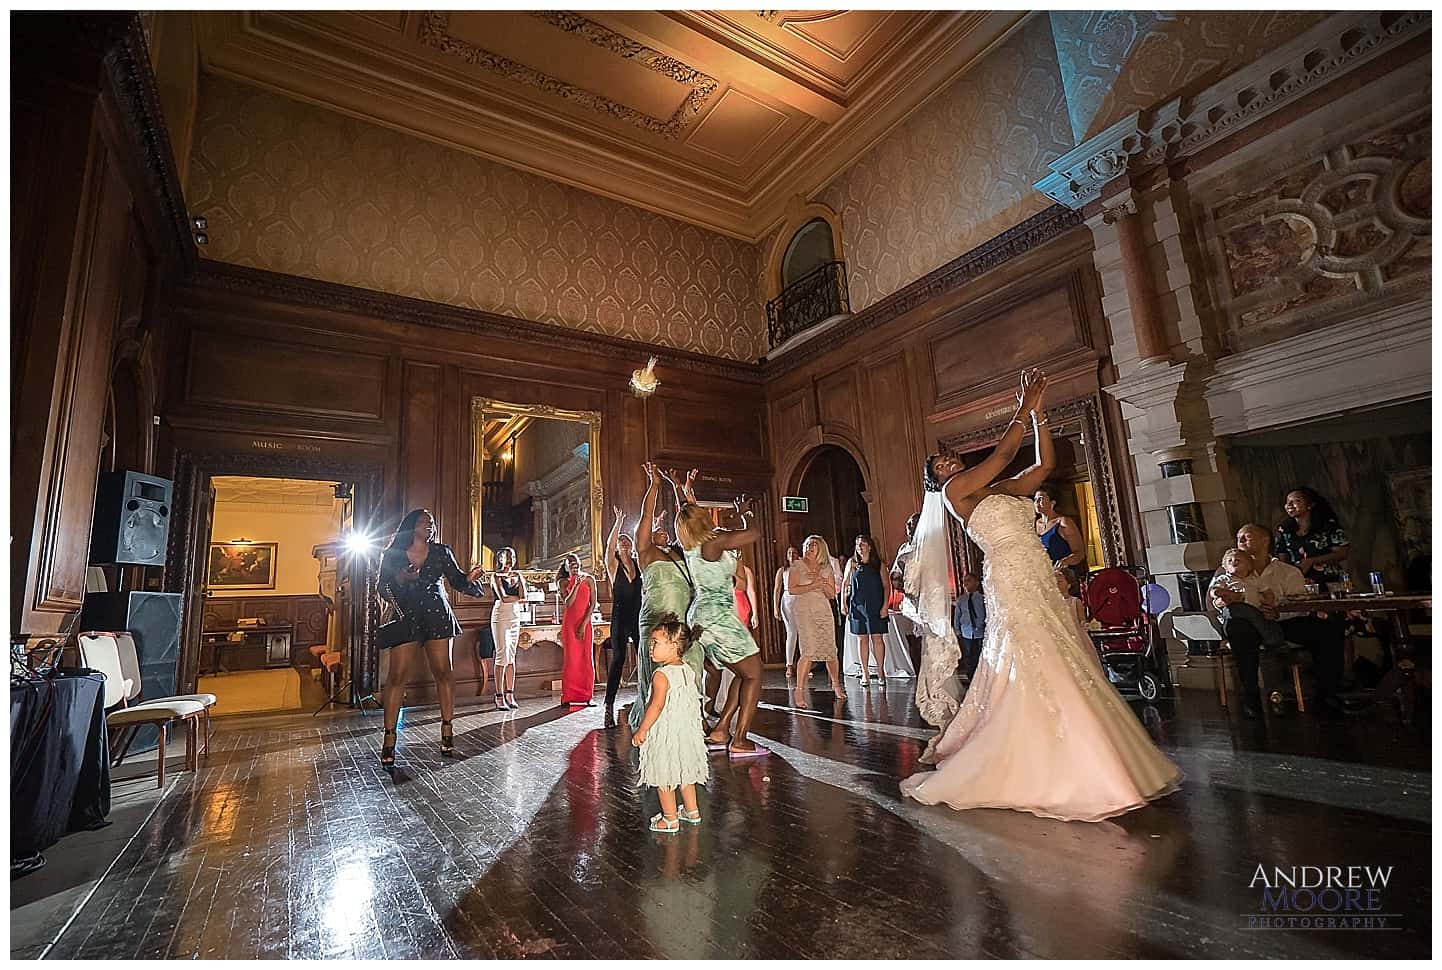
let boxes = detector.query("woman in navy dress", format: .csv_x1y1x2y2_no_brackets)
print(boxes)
378,509,486,769
1034,484,1085,574
842,535,893,687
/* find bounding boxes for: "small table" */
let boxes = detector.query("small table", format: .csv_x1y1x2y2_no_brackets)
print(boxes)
10,672,112,876
1285,593,1431,723
202,624,295,673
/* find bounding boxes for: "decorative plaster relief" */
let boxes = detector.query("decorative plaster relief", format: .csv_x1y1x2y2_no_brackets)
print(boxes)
418,11,718,140
1036,11,1431,209
1204,111,1430,350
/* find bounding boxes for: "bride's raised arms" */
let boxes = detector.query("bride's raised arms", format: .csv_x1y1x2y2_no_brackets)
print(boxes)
991,371,1057,498
938,369,1047,517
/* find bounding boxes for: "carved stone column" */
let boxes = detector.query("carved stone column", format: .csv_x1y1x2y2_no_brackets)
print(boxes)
1103,199,1168,366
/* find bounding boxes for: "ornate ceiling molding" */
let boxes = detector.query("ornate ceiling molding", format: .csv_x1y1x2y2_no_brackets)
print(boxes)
418,11,718,140
194,10,1024,240
1036,11,1431,210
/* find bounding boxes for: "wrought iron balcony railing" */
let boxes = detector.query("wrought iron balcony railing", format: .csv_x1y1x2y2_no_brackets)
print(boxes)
766,260,849,349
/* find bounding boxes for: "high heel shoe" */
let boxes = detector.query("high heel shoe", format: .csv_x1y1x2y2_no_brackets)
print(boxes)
505,690,518,710
380,729,397,770
495,693,506,711
440,719,454,756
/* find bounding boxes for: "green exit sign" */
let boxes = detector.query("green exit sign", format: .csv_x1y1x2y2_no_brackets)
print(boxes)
782,496,809,513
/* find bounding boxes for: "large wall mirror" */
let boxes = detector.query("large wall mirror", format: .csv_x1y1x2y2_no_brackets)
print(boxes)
470,399,603,578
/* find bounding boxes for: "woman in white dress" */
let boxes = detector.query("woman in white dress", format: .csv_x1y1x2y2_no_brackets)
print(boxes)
900,369,1180,822
488,547,528,711
773,545,800,678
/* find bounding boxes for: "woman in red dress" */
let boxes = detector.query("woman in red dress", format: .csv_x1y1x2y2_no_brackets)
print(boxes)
558,553,597,706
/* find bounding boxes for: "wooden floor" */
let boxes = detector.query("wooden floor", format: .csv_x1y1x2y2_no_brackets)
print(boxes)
36,676,1431,959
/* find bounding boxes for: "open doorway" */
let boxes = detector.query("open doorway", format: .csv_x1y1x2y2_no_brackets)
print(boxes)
795,445,871,562
198,476,352,717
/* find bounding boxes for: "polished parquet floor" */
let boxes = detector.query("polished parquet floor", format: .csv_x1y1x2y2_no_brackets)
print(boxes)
34,675,1431,959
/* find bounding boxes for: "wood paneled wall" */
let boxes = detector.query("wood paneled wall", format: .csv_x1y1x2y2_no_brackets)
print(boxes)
160,265,772,697
763,217,1144,572
11,15,190,635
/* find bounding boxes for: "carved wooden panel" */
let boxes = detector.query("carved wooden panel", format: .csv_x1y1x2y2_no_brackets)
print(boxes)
928,283,1081,405
654,398,767,466
860,352,920,533
816,366,860,437
768,386,815,461
400,362,442,512
185,329,387,421
14,108,136,629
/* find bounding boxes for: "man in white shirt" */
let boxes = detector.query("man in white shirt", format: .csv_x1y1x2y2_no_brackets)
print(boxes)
1214,524,1345,719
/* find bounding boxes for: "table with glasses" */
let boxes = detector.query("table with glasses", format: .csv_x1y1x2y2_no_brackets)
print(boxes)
1284,592,1431,724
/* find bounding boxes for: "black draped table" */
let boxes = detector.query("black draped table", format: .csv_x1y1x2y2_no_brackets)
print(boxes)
10,671,112,877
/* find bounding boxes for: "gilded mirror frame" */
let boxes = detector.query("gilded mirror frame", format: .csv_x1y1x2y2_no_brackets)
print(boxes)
470,397,604,574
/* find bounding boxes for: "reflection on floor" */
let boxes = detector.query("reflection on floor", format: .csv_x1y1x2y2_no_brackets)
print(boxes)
198,667,305,717
28,675,1431,959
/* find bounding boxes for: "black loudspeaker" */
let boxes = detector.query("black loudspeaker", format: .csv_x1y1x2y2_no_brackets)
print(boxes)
80,591,183,753
90,471,172,566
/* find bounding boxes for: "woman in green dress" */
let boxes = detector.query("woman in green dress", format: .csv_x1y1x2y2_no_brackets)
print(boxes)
663,468,766,757
627,463,700,732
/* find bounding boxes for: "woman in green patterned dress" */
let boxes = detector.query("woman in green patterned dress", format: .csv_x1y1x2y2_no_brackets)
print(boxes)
664,469,766,756
627,463,700,733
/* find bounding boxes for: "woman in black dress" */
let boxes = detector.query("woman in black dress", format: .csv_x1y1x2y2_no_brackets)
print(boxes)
842,534,893,687
604,505,644,725
378,509,486,768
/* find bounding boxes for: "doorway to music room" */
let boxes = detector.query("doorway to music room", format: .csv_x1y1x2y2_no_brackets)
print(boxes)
198,477,355,718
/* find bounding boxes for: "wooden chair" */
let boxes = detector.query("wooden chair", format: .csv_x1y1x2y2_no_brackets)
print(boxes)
77,633,206,789
1170,613,1305,712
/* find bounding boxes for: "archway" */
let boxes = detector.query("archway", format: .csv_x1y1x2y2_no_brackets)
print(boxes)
789,444,871,565
781,218,837,290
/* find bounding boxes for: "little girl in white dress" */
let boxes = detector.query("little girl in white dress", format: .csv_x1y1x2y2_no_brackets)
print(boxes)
632,613,710,832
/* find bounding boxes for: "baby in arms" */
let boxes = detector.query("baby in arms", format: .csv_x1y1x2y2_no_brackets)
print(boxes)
1209,548,1284,646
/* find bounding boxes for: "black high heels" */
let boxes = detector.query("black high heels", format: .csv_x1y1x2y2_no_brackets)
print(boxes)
440,719,454,756
380,728,397,769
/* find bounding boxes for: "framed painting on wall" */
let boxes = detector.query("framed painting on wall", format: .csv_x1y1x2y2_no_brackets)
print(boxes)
207,542,278,590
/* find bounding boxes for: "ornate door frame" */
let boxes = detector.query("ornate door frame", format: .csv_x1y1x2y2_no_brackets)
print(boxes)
165,448,385,699
938,394,1127,578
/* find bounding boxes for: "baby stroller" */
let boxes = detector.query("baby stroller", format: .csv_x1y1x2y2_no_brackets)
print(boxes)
1082,566,1169,702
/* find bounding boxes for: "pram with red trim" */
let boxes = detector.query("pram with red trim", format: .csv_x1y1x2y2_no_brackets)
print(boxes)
1081,566,1170,701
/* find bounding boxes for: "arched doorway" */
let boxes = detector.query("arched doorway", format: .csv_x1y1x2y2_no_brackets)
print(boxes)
791,445,870,563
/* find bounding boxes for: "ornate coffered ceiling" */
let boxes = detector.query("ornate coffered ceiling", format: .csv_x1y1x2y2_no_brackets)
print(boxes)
192,10,1027,239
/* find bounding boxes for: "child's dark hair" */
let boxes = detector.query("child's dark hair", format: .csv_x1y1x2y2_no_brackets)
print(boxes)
652,612,703,656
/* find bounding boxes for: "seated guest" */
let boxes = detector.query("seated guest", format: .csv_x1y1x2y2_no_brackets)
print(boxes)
1275,487,1351,589
952,572,985,682
1215,524,1346,720
1208,548,1283,647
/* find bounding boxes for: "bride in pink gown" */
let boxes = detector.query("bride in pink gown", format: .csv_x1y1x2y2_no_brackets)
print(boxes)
900,369,1180,822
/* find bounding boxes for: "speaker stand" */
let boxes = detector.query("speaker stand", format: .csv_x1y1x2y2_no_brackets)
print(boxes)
354,692,381,716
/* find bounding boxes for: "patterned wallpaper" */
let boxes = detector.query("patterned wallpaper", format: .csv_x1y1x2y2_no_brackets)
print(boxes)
1048,11,1331,143
187,75,766,361
818,14,1074,311
818,11,1334,315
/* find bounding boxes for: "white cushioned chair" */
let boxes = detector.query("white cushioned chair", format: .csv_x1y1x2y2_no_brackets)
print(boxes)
110,631,217,757
76,633,205,789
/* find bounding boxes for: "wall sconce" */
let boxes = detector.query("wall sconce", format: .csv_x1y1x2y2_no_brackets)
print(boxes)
191,214,208,246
